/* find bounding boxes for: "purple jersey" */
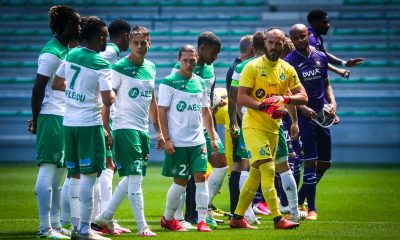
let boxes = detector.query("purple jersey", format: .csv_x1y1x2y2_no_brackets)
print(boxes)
308,26,326,53
285,48,328,113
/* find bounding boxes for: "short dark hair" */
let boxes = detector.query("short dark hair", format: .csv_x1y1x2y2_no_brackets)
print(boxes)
80,16,107,41
198,31,221,48
252,31,265,51
307,9,328,23
178,44,197,58
108,19,131,39
130,25,150,39
48,5,78,35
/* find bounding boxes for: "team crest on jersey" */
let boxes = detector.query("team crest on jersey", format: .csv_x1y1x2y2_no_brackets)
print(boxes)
260,148,266,155
201,146,207,154
255,88,266,98
280,73,286,81
316,60,321,66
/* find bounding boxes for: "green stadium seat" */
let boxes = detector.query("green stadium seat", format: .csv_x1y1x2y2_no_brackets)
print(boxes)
343,0,400,6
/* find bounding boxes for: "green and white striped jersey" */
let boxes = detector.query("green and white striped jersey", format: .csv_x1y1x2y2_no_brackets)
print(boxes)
158,71,209,147
37,38,69,116
111,57,156,132
231,57,254,87
56,47,112,127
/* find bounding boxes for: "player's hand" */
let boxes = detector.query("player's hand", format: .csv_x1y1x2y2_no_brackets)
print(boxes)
155,132,165,151
299,106,317,120
104,130,113,150
326,103,337,116
210,139,219,157
333,115,341,125
336,68,351,79
229,124,240,139
27,119,37,134
261,96,290,106
345,58,364,67
165,139,175,155
290,123,299,141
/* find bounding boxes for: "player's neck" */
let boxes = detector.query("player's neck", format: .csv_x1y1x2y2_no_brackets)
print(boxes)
178,69,193,79
128,54,144,65
297,47,310,57
54,35,68,47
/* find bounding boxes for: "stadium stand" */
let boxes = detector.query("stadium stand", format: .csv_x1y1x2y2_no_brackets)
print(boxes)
0,0,399,163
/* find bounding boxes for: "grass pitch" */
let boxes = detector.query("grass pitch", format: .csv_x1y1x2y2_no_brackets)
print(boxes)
0,164,400,239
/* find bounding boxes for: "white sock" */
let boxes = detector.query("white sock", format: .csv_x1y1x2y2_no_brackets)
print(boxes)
60,177,71,227
69,178,80,231
207,166,228,203
245,203,255,219
174,192,186,220
79,173,97,235
103,177,128,220
50,167,64,229
100,168,114,213
280,170,299,216
195,182,209,223
35,163,56,232
128,175,146,230
164,183,186,220
90,178,100,222
239,171,249,190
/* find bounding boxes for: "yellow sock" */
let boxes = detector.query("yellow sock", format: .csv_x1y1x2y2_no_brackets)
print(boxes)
234,167,260,216
259,161,281,218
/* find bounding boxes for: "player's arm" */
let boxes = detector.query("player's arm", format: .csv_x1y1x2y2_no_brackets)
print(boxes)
159,106,174,155
52,75,66,91
29,74,49,134
202,107,219,154
328,63,350,79
326,51,364,67
324,78,337,116
228,85,239,137
101,104,112,149
149,89,165,150
286,103,299,141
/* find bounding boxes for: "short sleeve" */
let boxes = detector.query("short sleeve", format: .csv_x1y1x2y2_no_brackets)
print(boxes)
111,69,122,91
56,60,66,78
158,83,174,107
37,53,62,77
239,62,255,88
98,68,112,91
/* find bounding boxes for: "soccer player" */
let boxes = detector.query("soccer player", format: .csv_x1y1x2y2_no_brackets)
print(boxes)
229,28,307,229
92,19,131,233
227,35,253,216
95,25,161,237
172,32,227,229
285,23,338,221
53,16,114,240
307,9,364,78
159,44,218,232
29,5,80,239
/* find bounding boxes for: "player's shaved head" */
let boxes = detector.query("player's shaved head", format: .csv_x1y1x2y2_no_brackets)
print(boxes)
239,35,253,54
264,27,285,61
289,24,308,37
265,27,285,41
289,23,310,53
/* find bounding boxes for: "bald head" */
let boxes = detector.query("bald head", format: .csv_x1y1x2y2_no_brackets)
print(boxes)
264,27,285,61
289,23,310,53
289,24,308,38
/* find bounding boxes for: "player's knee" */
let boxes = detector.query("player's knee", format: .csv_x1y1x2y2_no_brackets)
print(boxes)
209,154,227,168
193,172,206,183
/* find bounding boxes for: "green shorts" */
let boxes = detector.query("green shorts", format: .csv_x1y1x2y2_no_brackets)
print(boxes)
236,129,248,159
106,119,113,158
113,129,150,177
36,114,64,167
276,125,289,164
204,129,225,159
64,125,106,175
162,143,208,179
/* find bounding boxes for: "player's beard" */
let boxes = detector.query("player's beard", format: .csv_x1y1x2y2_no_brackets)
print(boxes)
266,50,280,61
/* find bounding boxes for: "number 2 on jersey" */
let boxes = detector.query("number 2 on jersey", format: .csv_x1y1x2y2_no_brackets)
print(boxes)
69,65,81,90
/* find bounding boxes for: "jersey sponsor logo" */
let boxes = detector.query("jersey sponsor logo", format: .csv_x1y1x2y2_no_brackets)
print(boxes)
255,88,266,98
65,90,86,102
302,68,322,81
176,100,201,112
176,100,187,112
79,158,92,168
128,87,151,99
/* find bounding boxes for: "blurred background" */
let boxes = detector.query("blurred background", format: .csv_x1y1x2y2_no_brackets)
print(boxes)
0,0,399,164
